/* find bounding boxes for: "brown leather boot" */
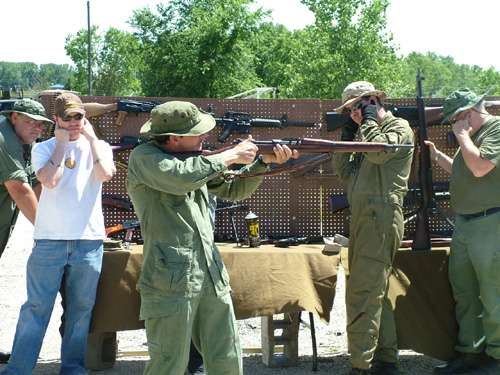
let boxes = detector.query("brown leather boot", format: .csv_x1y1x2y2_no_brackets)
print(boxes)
433,352,490,374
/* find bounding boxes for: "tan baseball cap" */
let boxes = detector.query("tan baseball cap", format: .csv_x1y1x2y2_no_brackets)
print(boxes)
54,93,85,118
335,81,386,113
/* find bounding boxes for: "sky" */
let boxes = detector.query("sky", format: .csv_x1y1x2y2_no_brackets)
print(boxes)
2,0,499,70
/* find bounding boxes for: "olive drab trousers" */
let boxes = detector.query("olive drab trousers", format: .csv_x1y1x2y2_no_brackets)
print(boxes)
346,197,404,370
143,284,242,375
449,212,500,360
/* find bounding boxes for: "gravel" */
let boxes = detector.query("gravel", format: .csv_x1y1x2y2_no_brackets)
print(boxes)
0,215,442,374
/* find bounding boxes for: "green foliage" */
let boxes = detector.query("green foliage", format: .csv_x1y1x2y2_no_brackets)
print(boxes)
65,27,143,96
4,0,500,100
130,0,265,97
0,61,73,91
397,52,500,97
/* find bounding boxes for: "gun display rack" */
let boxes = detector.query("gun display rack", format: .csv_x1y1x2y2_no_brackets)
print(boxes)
38,93,500,243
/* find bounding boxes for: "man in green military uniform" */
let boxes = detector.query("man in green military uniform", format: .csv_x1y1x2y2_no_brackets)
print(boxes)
332,81,414,375
127,101,297,375
0,98,53,363
425,89,500,374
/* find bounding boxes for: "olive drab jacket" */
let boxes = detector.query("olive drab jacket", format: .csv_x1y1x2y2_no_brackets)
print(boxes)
0,116,36,256
332,112,414,206
127,141,267,319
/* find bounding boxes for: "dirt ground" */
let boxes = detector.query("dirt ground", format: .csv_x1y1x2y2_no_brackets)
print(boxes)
0,215,443,374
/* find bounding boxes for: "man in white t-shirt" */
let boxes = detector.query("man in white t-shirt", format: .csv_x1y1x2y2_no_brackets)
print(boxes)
1,93,115,375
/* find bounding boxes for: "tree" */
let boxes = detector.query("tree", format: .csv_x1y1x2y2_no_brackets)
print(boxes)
65,27,143,96
130,0,266,97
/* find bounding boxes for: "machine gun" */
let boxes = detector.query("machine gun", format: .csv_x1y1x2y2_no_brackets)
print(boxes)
213,110,316,143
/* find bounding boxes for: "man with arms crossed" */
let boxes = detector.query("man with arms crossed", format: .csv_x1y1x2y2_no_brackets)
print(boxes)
426,89,500,374
127,101,297,375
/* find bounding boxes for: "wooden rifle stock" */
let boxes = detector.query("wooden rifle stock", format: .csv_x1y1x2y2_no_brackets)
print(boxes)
105,219,140,236
83,102,117,118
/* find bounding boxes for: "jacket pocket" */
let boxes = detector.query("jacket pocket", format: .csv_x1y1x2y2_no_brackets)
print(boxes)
151,243,192,293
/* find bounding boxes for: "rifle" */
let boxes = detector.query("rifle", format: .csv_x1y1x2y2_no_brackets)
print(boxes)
102,194,133,211
412,71,433,250
213,110,316,143
109,136,412,177
105,219,141,242
83,99,158,127
325,100,500,132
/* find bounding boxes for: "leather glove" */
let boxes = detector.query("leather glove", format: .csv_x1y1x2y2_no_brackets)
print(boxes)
341,117,359,141
360,102,378,122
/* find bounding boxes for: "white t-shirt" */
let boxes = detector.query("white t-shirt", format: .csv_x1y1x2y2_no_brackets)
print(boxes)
32,137,113,240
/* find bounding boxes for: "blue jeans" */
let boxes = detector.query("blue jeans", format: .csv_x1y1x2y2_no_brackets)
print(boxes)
2,240,103,375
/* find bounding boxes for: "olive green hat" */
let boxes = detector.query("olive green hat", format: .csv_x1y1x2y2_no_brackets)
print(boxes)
140,101,215,137
335,81,386,113
442,88,485,123
0,98,53,124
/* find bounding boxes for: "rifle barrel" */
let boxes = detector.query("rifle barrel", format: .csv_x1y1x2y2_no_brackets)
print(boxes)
250,139,413,154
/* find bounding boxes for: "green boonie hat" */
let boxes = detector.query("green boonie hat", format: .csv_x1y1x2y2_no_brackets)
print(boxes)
140,101,215,137
335,81,386,113
442,88,485,123
0,98,53,124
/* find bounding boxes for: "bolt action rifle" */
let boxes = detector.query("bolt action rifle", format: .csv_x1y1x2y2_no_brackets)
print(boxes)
110,136,413,177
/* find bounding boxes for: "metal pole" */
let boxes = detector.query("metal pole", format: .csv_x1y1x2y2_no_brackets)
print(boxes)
87,0,92,95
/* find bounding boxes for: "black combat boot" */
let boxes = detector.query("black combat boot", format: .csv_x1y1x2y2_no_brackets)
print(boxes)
433,352,489,374
370,360,401,375
0,351,10,364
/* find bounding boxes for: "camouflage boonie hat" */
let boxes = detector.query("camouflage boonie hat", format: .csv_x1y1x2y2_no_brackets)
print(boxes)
335,81,386,113
140,101,216,137
0,98,53,124
442,88,485,123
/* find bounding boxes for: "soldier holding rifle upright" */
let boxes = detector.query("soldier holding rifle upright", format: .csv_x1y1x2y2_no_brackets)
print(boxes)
426,89,500,375
126,101,297,375
332,81,414,375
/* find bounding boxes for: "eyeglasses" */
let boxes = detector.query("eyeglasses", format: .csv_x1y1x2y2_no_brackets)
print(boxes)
62,113,84,122
20,115,44,127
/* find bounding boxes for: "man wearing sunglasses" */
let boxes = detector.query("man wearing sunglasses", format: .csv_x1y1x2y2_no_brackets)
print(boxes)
425,89,500,375
2,93,115,375
0,99,53,364
332,81,414,375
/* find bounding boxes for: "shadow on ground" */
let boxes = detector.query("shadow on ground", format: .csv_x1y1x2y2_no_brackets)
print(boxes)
0,353,443,375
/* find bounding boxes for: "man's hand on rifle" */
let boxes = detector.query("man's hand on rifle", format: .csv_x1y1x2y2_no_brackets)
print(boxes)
220,136,258,166
261,144,299,164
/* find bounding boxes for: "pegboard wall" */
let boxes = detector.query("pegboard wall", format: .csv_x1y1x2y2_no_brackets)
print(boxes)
38,93,500,243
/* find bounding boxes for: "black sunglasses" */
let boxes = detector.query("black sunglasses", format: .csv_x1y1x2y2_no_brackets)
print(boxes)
62,113,84,122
